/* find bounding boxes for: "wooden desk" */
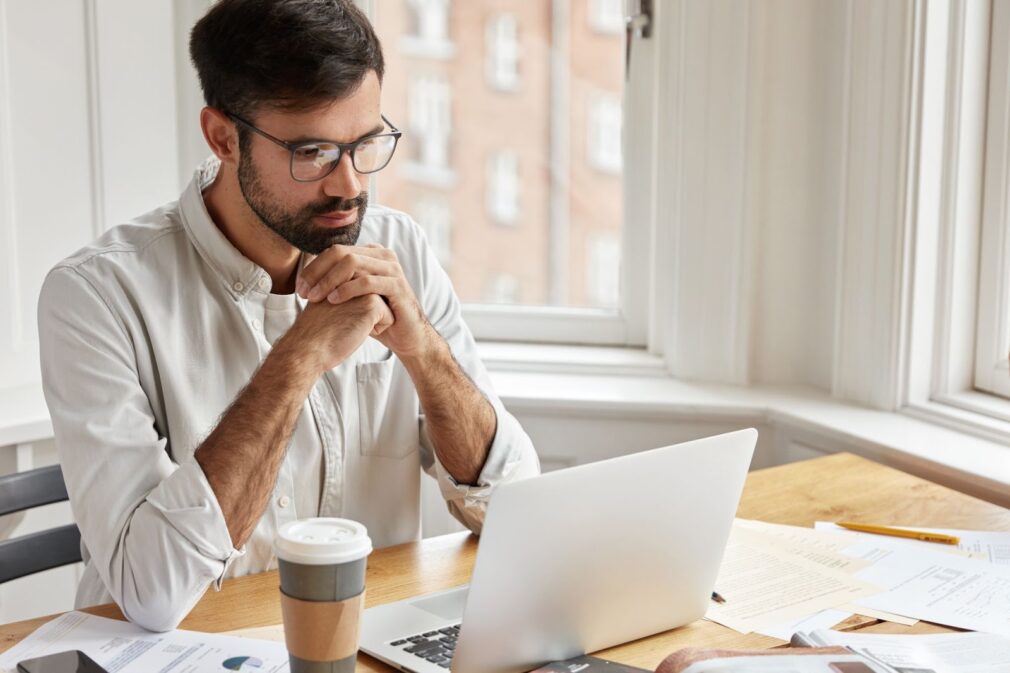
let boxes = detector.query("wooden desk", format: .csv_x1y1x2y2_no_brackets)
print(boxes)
3,453,1009,670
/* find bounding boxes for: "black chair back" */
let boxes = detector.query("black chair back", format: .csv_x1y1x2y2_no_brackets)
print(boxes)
0,465,82,583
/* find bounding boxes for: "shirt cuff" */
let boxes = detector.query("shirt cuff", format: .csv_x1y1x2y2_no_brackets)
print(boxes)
145,459,246,590
432,402,540,528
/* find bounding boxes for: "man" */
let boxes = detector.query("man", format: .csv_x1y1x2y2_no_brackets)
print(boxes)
37,0,539,632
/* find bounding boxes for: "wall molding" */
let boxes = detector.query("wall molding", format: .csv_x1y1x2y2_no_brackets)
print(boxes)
0,0,23,351
659,0,757,385
83,0,107,238
831,0,921,410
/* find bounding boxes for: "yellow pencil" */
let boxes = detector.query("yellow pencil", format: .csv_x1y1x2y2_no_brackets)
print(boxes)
837,522,960,545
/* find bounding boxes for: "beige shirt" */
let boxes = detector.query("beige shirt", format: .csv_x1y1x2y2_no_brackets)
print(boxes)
37,158,540,632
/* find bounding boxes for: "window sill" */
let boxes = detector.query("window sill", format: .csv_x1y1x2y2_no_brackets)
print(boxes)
480,343,1010,508
398,36,456,60
399,162,457,189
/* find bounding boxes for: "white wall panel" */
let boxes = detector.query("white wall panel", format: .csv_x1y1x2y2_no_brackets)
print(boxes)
92,0,182,227
0,0,97,389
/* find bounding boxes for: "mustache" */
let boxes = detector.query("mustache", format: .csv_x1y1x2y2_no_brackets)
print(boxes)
305,192,369,216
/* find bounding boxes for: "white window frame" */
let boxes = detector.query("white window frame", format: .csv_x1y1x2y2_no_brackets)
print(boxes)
902,0,1010,443
974,0,1010,400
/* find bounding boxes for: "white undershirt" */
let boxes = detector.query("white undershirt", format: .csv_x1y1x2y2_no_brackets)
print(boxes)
262,291,324,519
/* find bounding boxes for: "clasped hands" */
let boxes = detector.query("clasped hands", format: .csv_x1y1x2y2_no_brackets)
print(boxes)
295,244,432,359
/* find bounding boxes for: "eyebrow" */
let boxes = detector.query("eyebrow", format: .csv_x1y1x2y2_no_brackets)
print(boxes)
287,123,385,146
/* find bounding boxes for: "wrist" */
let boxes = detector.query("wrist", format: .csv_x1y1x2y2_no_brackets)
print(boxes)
397,324,448,374
269,330,327,385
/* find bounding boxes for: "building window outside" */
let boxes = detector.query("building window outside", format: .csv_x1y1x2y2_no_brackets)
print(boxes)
588,93,622,175
486,150,520,225
586,233,620,309
588,0,624,35
408,73,452,170
486,13,520,92
406,0,451,44
485,273,521,304
414,195,453,267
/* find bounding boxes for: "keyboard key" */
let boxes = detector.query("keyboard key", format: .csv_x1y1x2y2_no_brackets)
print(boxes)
423,631,439,637
408,635,428,643
391,639,407,646
438,627,457,635
438,662,451,668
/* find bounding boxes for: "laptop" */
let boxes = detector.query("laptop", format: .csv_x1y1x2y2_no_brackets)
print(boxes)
360,428,757,673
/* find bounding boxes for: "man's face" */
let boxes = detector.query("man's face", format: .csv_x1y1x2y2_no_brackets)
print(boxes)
236,71,383,254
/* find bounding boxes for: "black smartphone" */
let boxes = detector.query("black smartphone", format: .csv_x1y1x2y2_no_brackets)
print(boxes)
16,650,108,673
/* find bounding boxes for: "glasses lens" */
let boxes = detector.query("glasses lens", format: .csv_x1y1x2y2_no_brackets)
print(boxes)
352,135,397,174
291,143,341,180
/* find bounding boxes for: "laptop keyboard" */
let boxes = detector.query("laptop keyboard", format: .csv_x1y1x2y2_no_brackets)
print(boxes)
388,624,460,669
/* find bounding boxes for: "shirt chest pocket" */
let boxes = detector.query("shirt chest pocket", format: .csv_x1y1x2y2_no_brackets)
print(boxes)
355,356,419,459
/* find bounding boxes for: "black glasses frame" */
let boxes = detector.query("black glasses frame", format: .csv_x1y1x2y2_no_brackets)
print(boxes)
226,112,402,182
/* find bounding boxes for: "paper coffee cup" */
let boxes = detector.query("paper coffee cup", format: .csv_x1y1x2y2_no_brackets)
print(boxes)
275,518,372,673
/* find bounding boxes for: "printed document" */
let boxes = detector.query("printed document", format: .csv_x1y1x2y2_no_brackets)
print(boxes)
0,612,290,673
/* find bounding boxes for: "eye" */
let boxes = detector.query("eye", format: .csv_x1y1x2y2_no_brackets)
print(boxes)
294,145,321,160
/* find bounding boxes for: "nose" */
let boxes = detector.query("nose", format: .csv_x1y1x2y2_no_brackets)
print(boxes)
321,151,362,201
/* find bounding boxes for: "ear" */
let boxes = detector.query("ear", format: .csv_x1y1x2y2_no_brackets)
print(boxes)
200,107,240,166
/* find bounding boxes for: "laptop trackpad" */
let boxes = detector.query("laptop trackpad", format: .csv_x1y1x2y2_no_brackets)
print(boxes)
412,587,469,620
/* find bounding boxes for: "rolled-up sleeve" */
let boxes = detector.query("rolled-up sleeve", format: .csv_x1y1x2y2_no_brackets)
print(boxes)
38,266,243,632
408,221,541,533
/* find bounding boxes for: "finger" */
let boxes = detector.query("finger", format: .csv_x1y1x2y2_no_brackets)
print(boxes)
306,255,399,302
298,245,394,297
327,275,403,305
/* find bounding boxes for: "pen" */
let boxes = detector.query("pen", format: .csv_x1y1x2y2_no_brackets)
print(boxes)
836,521,960,545
710,591,725,604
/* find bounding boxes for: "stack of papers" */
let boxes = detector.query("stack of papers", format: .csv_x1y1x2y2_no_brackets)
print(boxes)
0,612,290,673
705,519,1010,640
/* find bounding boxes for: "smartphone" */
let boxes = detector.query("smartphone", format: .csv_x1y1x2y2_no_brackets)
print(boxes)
16,650,108,673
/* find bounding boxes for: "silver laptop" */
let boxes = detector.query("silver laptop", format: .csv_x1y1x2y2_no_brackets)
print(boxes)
360,428,757,673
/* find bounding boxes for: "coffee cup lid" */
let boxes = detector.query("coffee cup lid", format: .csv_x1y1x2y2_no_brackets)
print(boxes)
275,518,372,565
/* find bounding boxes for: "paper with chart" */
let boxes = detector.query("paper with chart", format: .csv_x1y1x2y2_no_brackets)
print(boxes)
0,611,290,673
851,544,1010,636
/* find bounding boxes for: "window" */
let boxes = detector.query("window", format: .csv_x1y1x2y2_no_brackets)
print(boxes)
485,273,521,304
974,0,1010,401
902,0,1010,437
587,93,622,174
401,0,454,56
486,14,519,92
372,0,645,345
588,0,624,35
486,150,519,225
413,195,452,267
407,73,452,171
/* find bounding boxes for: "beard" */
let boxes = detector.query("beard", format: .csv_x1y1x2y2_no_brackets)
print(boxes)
237,151,368,254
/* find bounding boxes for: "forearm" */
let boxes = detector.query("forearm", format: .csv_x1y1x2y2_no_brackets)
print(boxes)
195,336,319,548
401,328,497,485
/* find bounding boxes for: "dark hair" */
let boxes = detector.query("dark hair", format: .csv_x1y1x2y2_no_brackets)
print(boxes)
189,0,384,119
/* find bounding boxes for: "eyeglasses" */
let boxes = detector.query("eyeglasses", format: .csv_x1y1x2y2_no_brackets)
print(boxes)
227,112,402,182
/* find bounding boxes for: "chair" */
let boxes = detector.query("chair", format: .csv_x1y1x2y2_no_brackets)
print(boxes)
0,464,82,583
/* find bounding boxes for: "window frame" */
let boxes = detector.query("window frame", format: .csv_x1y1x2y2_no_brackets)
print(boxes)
901,0,1010,442
974,0,1010,400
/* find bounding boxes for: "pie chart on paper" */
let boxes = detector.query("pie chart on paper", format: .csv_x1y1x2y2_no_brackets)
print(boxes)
222,656,264,671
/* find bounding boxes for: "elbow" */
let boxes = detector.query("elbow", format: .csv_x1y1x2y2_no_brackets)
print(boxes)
119,592,196,633
112,565,211,633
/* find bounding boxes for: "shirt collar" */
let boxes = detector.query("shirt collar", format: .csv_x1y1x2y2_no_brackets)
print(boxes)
179,156,287,299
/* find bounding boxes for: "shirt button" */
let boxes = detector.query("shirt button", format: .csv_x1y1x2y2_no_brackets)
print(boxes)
258,277,270,290
233,281,244,292
278,495,291,508
252,318,262,331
